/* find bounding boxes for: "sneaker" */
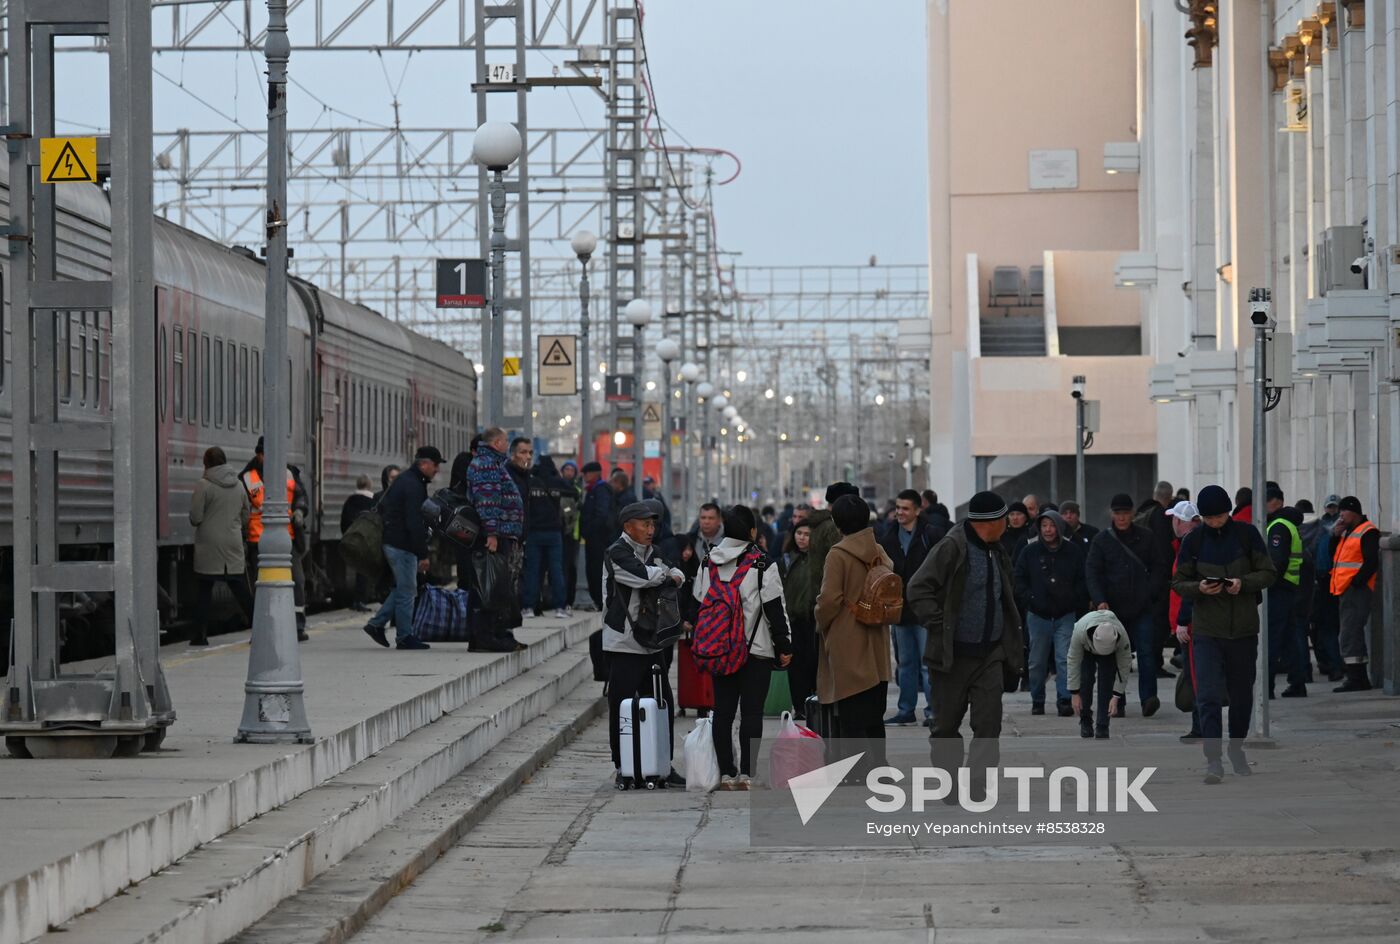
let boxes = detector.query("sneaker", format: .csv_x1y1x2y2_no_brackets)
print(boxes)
735,774,752,791
297,629,310,642
883,712,917,726
554,609,569,619
1142,696,1161,718
396,636,431,650
1180,730,1203,743
363,623,390,648
1228,746,1252,777
1094,728,1110,740
563,606,574,618
665,769,687,788
1031,703,1045,716
1204,760,1224,785
1281,684,1307,698
718,775,737,791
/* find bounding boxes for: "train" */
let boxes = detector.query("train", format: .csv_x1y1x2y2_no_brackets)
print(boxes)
0,166,478,662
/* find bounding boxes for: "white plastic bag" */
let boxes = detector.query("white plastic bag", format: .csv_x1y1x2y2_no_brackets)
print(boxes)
683,717,721,792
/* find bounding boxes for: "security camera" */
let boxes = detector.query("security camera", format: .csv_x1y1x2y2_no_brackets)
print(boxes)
904,437,915,449
1351,256,1367,275
1248,288,1275,328
1071,374,1086,399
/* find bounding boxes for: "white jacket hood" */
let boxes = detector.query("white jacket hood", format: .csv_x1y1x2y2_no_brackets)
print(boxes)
706,536,753,566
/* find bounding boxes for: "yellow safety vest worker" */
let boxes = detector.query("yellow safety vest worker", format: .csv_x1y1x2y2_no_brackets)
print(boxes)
1330,519,1378,595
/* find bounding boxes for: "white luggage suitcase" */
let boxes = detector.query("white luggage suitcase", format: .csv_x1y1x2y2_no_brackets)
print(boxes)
619,665,671,789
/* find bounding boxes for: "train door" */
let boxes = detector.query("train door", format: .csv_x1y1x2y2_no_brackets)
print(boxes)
154,288,170,541
315,350,328,534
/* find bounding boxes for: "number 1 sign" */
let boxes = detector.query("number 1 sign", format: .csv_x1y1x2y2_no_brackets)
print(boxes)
435,258,487,308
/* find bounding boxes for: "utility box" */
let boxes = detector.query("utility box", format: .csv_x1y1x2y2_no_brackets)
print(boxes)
1268,331,1294,388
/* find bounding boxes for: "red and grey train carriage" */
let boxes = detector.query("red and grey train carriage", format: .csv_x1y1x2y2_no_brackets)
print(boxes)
0,172,476,660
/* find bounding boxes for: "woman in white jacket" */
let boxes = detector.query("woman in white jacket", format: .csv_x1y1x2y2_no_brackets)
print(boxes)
694,506,793,789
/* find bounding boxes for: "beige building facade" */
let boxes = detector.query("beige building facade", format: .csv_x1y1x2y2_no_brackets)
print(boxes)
927,0,1159,510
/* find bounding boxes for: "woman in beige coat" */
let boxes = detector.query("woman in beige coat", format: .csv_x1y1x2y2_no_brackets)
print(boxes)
815,494,894,766
189,446,254,645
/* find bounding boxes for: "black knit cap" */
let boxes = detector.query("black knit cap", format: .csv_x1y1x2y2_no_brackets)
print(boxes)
825,481,860,503
1265,484,1285,502
581,461,603,474
1196,484,1231,517
966,490,1007,521
1338,495,1363,515
1008,501,1028,517
1110,493,1135,512
831,494,870,534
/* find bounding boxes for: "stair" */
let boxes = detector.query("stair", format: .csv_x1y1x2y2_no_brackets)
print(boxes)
980,315,1047,357
29,639,601,944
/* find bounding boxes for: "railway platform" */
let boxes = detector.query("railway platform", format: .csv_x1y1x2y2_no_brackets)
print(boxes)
0,608,603,944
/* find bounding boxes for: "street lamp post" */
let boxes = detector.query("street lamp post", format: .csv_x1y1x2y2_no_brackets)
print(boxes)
238,0,311,744
697,383,715,501
656,339,680,510
679,362,699,514
472,121,523,428
1072,375,1088,511
626,299,653,486
571,230,597,461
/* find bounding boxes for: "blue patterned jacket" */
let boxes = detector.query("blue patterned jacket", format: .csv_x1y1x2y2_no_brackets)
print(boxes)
466,443,524,539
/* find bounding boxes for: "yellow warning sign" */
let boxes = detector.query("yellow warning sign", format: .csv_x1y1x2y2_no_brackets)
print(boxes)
39,137,97,184
502,357,520,377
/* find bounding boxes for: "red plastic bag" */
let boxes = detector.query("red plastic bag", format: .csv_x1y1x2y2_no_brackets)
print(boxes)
769,710,824,789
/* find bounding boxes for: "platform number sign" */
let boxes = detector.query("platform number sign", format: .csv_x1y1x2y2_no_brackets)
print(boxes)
604,374,636,404
435,258,487,308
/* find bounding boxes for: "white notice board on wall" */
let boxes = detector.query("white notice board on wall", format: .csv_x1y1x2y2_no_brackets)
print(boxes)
1028,149,1078,190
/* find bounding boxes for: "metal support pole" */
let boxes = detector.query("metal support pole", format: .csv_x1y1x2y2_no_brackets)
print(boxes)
633,324,645,482
1253,320,1270,740
702,399,712,503
238,0,311,744
1076,396,1086,511
487,168,508,428
579,256,593,461
660,362,672,508
906,439,915,490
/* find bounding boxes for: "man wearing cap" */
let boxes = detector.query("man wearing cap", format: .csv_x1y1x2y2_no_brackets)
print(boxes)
1306,495,1345,681
999,501,1033,561
1173,484,1276,783
1067,611,1131,738
907,491,1024,803
1169,501,1204,741
1264,486,1308,698
362,445,442,651
1059,500,1098,549
1086,493,1169,716
603,499,686,787
1328,496,1379,692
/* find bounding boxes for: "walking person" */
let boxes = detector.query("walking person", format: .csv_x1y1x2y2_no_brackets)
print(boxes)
1013,510,1088,717
603,500,686,788
362,446,443,651
907,491,1024,804
340,474,376,612
1168,501,1204,742
1085,493,1168,717
1067,610,1131,739
815,495,897,780
697,507,793,789
523,455,571,619
1329,496,1379,692
188,447,254,646
782,520,820,714
1172,484,1277,783
878,489,945,726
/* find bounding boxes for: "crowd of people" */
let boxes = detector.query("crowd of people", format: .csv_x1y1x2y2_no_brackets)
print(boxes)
191,432,1383,788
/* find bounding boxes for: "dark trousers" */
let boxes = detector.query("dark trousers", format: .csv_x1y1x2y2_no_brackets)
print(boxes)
788,618,818,714
1310,582,1342,672
1192,633,1257,753
563,536,580,607
607,650,675,771
1078,651,1116,733
523,531,566,611
712,656,774,777
585,538,606,609
192,573,255,644
834,681,889,782
929,646,1004,786
1267,584,1305,690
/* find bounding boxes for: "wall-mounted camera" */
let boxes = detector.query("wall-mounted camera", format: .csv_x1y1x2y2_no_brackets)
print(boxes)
1351,256,1367,275
1248,287,1275,329
1071,374,1086,399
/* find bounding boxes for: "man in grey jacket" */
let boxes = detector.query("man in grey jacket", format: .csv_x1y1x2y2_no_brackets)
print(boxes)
189,446,253,646
603,500,686,787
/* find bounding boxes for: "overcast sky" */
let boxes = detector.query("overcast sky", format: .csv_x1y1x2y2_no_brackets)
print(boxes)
48,1,928,270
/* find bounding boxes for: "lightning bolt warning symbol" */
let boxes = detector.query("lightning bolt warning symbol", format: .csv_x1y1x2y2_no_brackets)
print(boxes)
41,138,97,184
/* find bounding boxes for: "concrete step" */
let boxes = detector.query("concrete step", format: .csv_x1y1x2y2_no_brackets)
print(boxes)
231,687,607,944
0,614,597,944
31,640,600,944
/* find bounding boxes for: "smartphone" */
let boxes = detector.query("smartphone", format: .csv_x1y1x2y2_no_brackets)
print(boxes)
1202,577,1226,586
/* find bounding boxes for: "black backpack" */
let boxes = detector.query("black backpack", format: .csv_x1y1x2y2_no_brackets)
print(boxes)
421,487,482,550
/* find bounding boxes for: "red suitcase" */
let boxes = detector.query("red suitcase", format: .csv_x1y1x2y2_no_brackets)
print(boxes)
676,638,714,712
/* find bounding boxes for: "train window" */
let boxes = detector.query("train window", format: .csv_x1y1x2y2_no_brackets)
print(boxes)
77,314,88,407
156,325,166,419
213,338,224,427
173,326,184,421
227,343,237,429
58,313,72,404
237,345,247,430
202,334,211,425
188,328,198,422
373,387,380,454
252,349,261,430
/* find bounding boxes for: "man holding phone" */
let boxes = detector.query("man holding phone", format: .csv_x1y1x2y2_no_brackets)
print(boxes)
1172,484,1277,784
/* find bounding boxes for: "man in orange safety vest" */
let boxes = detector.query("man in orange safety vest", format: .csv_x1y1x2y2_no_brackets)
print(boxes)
1327,496,1378,692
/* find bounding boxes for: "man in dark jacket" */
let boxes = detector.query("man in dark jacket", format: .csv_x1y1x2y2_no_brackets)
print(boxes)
579,462,613,609
1060,500,1098,549
907,491,1024,803
1085,492,1168,716
1013,510,1088,716
363,446,442,650
999,501,1033,561
340,474,376,612
1173,484,1276,782
1265,489,1307,698
878,489,947,726
523,455,570,619
465,430,526,651
1145,481,1178,678
559,461,582,609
